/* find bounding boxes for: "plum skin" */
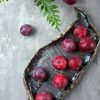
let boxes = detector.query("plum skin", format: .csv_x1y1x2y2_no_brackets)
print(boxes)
35,92,53,100
74,25,88,38
68,56,82,71
32,67,47,82
20,24,33,36
61,38,76,52
53,74,68,89
79,37,96,52
52,56,68,70
63,0,77,5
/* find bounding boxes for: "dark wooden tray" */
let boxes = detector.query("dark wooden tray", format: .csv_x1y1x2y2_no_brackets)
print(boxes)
23,7,100,100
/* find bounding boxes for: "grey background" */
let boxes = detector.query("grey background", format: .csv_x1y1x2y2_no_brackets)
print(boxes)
0,0,100,100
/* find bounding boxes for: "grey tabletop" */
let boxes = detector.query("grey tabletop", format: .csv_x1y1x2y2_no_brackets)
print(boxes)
0,0,100,100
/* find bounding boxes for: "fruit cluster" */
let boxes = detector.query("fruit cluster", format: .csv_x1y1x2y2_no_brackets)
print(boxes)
32,25,96,100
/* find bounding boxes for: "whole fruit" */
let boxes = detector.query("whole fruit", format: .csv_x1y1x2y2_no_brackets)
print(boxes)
52,56,68,70
68,56,82,70
79,37,96,52
53,74,68,89
20,24,33,36
61,38,76,52
35,92,52,100
32,67,47,82
63,0,77,5
74,26,88,38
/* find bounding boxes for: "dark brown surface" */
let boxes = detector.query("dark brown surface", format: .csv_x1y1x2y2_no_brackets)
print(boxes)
23,7,100,100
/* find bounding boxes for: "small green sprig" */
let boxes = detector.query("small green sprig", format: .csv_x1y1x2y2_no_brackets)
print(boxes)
0,0,8,3
34,0,61,31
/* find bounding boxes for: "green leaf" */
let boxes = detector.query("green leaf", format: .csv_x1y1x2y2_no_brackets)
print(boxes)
44,0,54,3
34,0,61,31
47,14,51,21
51,5,58,9
40,5,44,11
0,0,8,3
53,9,59,13
37,1,42,6
51,21,55,26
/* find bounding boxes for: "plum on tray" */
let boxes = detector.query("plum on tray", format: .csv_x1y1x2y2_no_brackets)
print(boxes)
23,7,100,100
